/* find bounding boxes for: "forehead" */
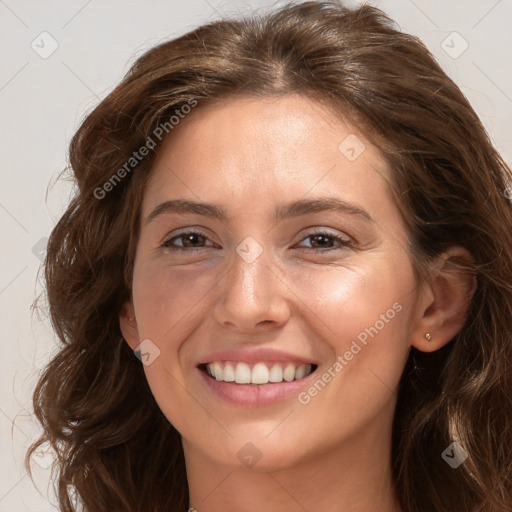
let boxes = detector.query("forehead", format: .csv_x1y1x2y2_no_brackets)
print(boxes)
142,94,395,223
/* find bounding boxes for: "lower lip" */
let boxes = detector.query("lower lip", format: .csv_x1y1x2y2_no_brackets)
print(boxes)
197,367,317,407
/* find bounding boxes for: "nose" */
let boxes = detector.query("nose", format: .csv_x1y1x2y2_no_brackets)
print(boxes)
212,239,291,332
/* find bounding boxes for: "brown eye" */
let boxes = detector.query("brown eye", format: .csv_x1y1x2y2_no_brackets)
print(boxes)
297,231,352,251
162,230,214,251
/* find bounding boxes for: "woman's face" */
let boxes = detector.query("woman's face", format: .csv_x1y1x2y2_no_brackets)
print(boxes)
122,94,427,471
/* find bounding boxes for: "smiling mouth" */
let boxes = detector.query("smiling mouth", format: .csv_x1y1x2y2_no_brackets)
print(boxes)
198,361,318,385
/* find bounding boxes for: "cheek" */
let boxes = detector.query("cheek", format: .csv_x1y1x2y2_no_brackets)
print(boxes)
132,260,221,340
287,252,415,343
289,256,414,414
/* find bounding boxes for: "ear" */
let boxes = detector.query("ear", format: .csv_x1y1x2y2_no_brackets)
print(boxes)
411,246,477,353
119,300,140,351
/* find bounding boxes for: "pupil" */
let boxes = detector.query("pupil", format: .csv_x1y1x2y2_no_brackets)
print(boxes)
186,234,202,246
314,234,329,247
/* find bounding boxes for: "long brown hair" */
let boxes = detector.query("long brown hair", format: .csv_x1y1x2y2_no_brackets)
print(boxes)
26,2,512,511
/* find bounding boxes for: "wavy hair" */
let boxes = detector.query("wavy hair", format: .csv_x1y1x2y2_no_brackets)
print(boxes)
26,1,512,511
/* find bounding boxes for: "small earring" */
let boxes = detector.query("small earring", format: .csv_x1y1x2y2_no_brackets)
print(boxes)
425,333,432,341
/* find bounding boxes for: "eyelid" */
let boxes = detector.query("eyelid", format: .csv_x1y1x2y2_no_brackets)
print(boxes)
298,226,351,241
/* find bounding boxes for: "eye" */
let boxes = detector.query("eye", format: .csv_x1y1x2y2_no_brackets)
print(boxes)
295,230,353,251
161,230,215,251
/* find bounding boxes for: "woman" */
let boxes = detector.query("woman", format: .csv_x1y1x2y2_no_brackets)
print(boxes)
26,1,512,511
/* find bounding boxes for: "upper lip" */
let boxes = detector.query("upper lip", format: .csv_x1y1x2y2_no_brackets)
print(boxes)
197,348,317,366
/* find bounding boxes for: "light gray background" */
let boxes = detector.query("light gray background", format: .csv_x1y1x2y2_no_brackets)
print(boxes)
0,0,511,510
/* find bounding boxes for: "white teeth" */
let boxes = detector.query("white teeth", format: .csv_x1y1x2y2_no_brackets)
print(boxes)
223,363,235,382
269,364,283,382
251,363,269,384
234,362,251,384
295,364,308,380
283,363,295,382
205,361,313,384
213,362,223,381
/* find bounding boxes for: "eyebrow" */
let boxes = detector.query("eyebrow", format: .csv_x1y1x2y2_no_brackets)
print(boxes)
145,197,374,225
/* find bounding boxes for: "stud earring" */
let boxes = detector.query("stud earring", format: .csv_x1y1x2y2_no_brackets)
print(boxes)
425,333,432,341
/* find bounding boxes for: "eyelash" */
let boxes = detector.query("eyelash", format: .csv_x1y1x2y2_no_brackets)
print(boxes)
161,229,353,253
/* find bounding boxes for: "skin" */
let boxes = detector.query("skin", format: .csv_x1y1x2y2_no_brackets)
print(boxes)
120,94,475,512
